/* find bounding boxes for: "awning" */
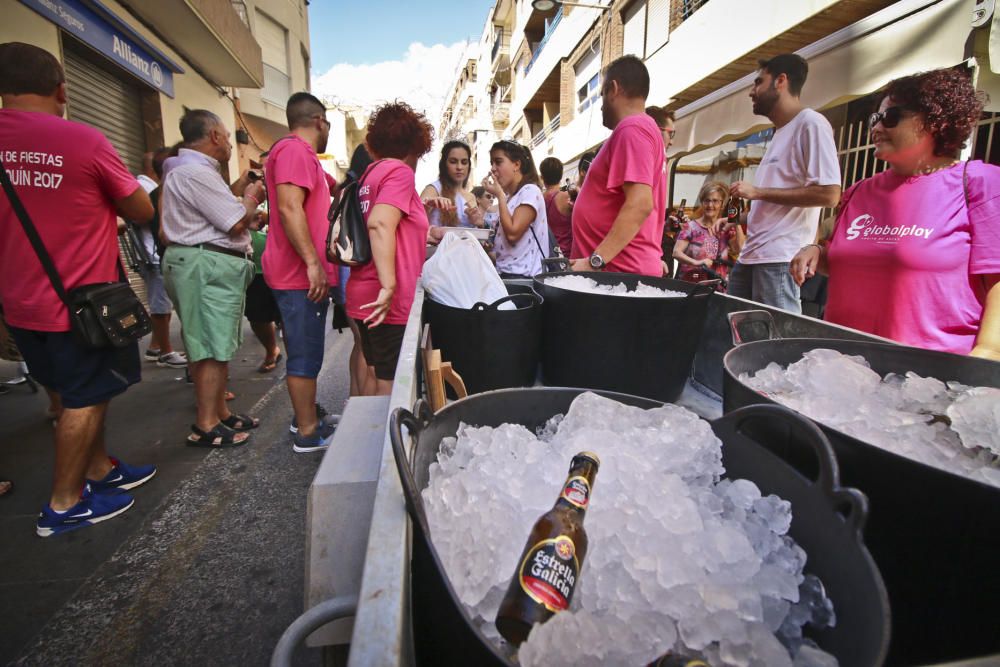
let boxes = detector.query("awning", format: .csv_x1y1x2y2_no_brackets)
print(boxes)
669,0,971,157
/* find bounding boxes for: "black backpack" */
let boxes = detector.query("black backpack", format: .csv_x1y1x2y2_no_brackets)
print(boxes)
326,160,382,267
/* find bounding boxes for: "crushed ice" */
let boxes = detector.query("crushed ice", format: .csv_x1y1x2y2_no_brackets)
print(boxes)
422,392,837,666
544,275,686,298
741,349,1000,487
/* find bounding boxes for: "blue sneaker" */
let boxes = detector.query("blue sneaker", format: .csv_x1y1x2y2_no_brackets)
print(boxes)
88,457,156,492
292,418,336,453
37,484,134,537
289,404,340,434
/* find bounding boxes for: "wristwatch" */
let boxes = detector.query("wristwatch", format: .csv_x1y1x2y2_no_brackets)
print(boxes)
588,252,606,270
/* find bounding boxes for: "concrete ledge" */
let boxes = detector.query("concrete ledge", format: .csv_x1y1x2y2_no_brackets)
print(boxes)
305,395,391,647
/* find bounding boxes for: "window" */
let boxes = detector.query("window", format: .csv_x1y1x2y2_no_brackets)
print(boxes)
256,11,290,105
574,47,601,113
645,0,670,56
623,1,647,58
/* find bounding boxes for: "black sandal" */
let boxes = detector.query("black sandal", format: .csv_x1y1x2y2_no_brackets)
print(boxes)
221,413,260,432
186,423,250,448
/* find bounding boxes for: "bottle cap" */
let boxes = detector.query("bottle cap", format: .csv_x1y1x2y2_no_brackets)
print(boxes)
572,451,601,469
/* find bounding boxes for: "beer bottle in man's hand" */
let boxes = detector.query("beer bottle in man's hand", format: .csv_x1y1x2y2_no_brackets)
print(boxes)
726,196,742,226
495,452,601,646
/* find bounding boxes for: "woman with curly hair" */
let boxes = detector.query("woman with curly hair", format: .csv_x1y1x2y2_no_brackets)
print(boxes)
346,102,434,394
791,68,1000,359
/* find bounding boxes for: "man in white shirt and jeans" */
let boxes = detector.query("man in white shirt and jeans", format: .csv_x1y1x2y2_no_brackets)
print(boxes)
729,53,841,313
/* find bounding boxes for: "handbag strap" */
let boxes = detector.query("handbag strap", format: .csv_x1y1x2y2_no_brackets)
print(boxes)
962,159,970,210
0,158,72,306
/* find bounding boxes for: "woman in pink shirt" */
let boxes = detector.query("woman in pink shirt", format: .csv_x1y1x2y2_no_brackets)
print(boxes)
791,69,1000,359
345,102,433,394
673,181,744,289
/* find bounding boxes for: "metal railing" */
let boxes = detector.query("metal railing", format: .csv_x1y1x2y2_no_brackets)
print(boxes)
669,0,709,30
492,30,508,62
526,7,563,75
530,113,561,148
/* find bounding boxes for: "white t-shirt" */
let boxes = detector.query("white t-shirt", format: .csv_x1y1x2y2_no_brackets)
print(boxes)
136,173,160,263
495,183,548,277
427,179,473,228
739,108,840,264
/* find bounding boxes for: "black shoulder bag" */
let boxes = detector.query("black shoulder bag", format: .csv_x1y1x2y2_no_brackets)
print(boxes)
0,159,151,349
326,160,383,267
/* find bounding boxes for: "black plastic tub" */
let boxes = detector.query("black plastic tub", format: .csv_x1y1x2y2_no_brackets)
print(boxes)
722,326,1000,666
390,388,889,667
423,285,542,395
532,272,714,402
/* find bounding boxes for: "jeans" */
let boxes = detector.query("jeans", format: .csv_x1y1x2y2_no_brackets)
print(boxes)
728,262,802,314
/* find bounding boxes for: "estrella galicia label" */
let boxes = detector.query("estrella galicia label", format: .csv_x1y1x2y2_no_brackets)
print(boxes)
518,535,579,612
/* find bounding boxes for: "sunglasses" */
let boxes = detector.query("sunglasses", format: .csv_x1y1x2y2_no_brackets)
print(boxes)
869,106,911,130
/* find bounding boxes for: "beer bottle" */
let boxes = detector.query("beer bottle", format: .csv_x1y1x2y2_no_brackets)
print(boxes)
495,452,601,646
646,649,711,666
726,196,742,225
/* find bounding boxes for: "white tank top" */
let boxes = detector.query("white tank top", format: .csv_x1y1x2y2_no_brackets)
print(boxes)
427,179,473,227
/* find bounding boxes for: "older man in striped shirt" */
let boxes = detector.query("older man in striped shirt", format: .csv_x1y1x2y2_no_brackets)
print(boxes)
160,109,265,448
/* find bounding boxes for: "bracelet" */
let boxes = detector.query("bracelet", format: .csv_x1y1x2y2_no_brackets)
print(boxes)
246,194,261,206
800,243,823,252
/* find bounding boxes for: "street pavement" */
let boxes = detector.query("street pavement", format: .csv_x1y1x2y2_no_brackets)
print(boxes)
0,319,352,665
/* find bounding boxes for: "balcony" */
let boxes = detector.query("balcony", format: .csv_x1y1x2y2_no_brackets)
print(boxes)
492,102,511,129
121,0,263,87
491,30,511,86
526,7,563,76
530,114,561,148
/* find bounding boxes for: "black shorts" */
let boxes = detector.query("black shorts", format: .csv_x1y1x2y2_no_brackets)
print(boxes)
10,326,140,409
244,274,281,323
354,319,406,381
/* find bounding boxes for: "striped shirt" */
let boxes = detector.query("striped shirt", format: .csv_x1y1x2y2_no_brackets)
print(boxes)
161,149,249,251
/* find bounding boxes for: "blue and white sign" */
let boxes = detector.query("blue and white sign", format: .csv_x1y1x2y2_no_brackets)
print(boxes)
21,0,176,97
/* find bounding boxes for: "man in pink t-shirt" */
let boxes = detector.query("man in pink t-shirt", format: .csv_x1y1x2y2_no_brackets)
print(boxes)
570,55,666,276
262,92,339,453
0,43,155,536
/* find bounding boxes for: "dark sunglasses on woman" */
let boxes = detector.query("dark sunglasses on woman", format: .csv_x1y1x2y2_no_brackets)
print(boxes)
869,106,911,130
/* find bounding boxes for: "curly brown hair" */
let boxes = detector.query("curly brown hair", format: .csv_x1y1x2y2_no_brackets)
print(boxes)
883,68,985,157
365,101,434,160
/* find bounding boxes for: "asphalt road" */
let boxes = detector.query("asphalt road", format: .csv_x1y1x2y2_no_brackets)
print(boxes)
0,320,352,665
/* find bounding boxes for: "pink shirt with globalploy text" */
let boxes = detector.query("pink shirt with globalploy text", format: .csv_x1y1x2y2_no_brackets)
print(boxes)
262,134,338,289
0,109,140,332
825,161,1000,355
570,113,666,276
346,160,429,326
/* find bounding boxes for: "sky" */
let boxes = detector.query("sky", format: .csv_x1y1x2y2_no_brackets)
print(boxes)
308,0,495,184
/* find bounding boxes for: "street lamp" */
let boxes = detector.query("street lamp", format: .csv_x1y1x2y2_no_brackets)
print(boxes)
531,0,609,10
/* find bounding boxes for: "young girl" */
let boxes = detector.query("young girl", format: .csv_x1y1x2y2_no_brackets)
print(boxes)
482,141,549,278
421,141,481,229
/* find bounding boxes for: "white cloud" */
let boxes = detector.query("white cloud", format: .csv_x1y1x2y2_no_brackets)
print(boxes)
312,41,469,187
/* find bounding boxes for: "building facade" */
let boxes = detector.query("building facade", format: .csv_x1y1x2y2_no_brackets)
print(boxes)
233,0,312,171
447,0,1000,199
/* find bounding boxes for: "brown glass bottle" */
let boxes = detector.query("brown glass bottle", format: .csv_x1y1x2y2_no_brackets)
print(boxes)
646,650,711,667
494,452,600,646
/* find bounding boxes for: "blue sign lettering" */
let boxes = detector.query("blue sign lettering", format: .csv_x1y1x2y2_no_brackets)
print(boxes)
20,0,175,97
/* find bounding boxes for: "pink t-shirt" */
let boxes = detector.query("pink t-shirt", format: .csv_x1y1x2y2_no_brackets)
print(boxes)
825,161,1000,354
0,110,140,331
570,114,666,275
346,160,429,326
262,134,337,289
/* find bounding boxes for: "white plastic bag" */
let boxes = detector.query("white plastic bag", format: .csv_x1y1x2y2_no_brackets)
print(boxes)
423,231,514,310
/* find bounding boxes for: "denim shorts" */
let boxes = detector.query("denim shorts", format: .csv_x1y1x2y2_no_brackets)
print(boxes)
728,262,802,314
10,327,140,409
138,263,173,315
273,289,329,378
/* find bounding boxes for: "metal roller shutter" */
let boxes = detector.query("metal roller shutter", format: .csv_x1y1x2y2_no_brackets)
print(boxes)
63,41,149,308
64,42,147,174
